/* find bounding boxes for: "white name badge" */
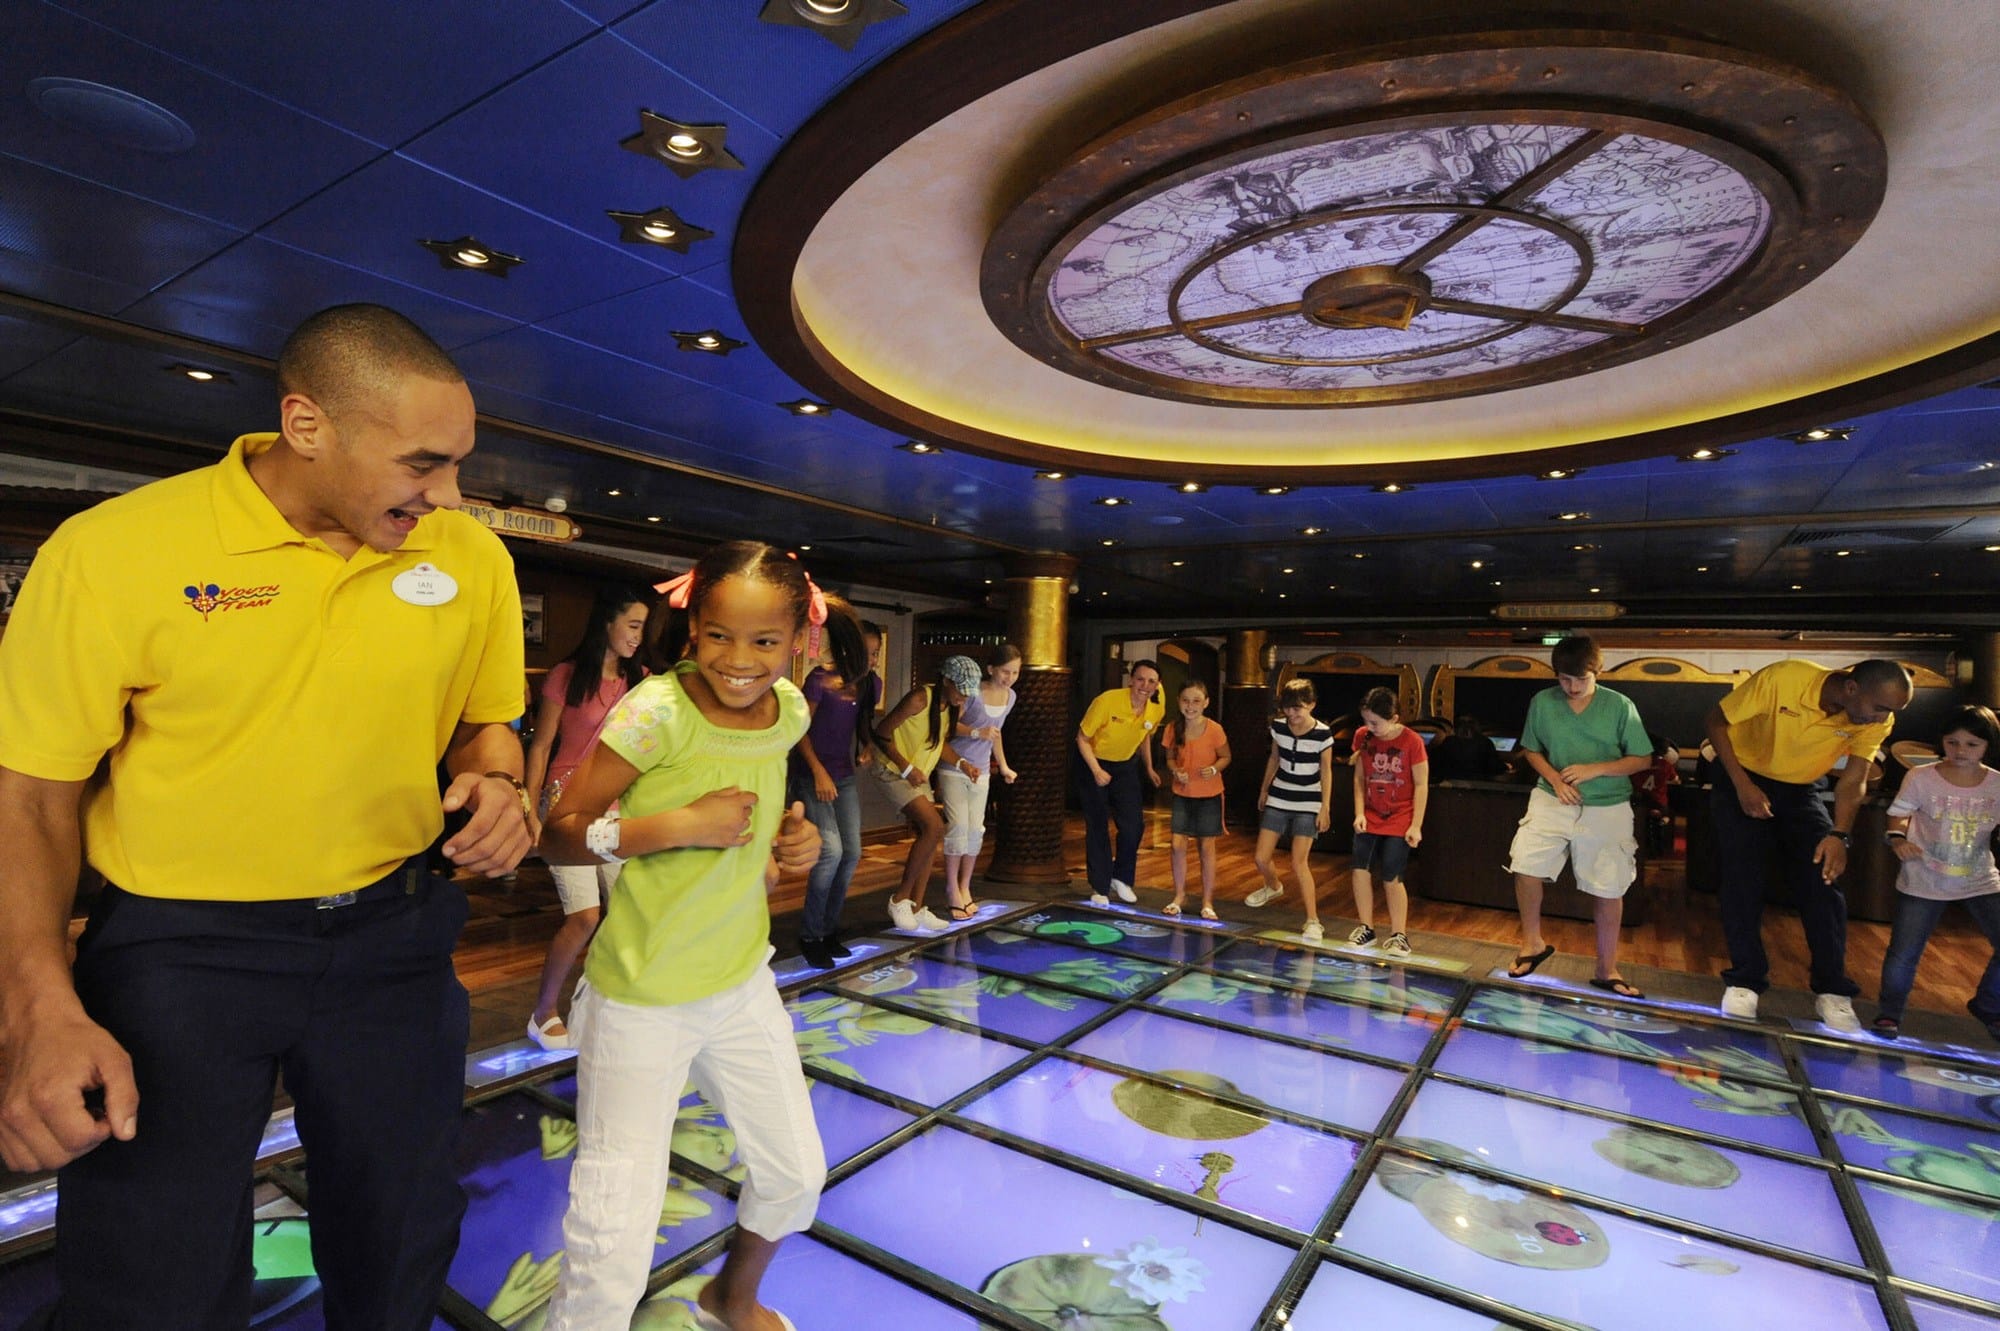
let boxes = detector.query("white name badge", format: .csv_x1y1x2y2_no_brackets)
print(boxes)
393,562,458,607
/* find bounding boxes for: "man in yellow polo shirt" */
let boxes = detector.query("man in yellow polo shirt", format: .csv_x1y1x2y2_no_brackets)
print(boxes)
1705,658,1911,1030
0,305,532,1329
1076,659,1164,905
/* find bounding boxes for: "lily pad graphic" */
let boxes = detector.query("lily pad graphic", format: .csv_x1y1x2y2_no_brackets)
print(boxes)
1038,920,1128,946
1592,1126,1740,1188
1411,1173,1609,1270
1378,1139,1486,1201
1111,1069,1267,1140
980,1253,1170,1330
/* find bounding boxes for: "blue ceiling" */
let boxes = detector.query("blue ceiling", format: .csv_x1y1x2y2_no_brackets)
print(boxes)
0,0,1996,621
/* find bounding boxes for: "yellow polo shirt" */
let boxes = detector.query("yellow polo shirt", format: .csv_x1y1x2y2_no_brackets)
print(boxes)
1079,686,1164,763
0,433,524,901
1717,659,1895,785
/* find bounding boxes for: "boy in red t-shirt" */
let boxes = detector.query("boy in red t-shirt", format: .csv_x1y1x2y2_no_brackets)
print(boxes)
1349,687,1428,956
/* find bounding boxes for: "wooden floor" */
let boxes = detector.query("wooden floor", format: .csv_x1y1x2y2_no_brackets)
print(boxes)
457,807,1999,1048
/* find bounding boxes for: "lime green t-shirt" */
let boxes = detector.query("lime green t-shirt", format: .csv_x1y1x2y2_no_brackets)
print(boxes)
585,661,810,1005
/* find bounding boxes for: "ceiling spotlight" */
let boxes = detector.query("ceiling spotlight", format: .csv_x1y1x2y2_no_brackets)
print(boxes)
606,488,622,497
1537,467,1584,480
1571,543,1597,552
607,206,714,253
1101,539,1118,547
1298,526,1324,537
897,440,940,454
1791,583,1804,590
1785,426,1853,444
1351,552,1368,560
672,329,746,355
419,236,521,276
1258,485,1293,496
620,110,745,178
1589,586,1601,593
1697,565,1710,572
1678,447,1736,462
1553,511,1591,522
1469,560,1484,569
1281,567,1294,574
1170,560,1186,567
166,363,231,384
1986,545,2000,553
1094,496,1129,507
1834,549,1852,557
799,544,812,551
1034,470,1068,481
1175,481,1209,493
758,0,908,51
1372,482,1413,494
647,515,662,523
780,399,833,416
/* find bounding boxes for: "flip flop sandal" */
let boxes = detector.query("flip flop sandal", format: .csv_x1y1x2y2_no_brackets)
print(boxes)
1162,901,1183,915
1506,944,1557,979
950,902,979,921
1589,977,1644,999
1200,906,1219,921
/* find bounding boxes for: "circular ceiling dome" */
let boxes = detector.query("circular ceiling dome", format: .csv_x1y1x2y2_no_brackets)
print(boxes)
27,77,195,154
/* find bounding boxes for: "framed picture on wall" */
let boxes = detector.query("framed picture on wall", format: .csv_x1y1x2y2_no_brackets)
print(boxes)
521,592,545,648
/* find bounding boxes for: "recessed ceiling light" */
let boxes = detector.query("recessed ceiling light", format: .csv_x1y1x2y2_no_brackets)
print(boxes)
1258,485,1293,496
647,515,661,523
1298,526,1324,537
621,111,744,177
1327,583,1338,590
1278,593,1287,599
607,488,622,497
1785,426,1853,444
1170,560,1186,567
1537,467,1584,480
799,544,812,551
1469,560,1484,569
1571,543,1596,552
1986,545,2000,553
1095,496,1128,507
419,236,521,276
780,399,833,416
1492,580,1503,587
1791,583,1804,590
1678,447,1736,462
1100,538,1118,546
165,363,231,383
758,0,908,51
672,329,746,355
1175,481,1209,493
1372,482,1412,494
983,578,992,585
1552,511,1591,522
1696,565,1710,572
1035,470,1067,481
1589,586,1601,593
1834,549,1851,557
1281,567,1294,574
897,440,940,454
607,206,714,253
1911,459,1997,477
1352,552,1368,560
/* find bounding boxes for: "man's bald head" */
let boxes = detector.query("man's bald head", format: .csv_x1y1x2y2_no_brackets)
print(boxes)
276,304,464,425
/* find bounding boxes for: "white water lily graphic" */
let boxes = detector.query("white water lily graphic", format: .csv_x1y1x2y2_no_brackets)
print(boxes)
1094,1237,1209,1305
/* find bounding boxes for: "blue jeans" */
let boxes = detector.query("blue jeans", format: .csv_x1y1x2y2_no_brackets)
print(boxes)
801,774,861,939
1877,890,2000,1024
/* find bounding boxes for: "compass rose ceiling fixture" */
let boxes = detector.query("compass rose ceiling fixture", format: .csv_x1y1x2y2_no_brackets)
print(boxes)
737,2,1974,482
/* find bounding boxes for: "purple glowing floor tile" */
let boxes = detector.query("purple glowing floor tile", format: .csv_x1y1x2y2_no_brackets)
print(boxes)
788,990,1034,1104
821,1125,1298,1328
645,1233,986,1328
1827,1101,2000,1206
1291,1260,1537,1328
1910,1295,2000,1330
1395,1080,1861,1263
833,954,1113,1043
924,929,1175,999
1007,907,1225,964
444,1092,735,1321
1207,941,1463,1015
958,1055,1354,1234
1335,1162,1889,1331
1860,1178,2000,1306
1434,1025,1819,1154
672,1077,915,1175
1463,988,1789,1080
540,1070,578,1105
1069,1008,1405,1133
1149,970,1442,1064
1798,1044,2000,1127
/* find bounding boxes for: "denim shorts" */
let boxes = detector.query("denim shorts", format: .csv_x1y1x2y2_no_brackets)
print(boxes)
1352,831,1412,882
1172,794,1223,838
1259,806,1320,841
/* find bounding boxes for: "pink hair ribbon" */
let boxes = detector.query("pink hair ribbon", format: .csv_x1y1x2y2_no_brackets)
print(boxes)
788,551,830,659
654,569,695,609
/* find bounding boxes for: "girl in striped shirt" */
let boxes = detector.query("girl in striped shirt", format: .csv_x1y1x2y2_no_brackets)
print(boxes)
1245,677,1336,941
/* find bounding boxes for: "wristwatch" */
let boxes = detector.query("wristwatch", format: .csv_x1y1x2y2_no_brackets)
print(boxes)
484,771,534,825
1827,829,1852,845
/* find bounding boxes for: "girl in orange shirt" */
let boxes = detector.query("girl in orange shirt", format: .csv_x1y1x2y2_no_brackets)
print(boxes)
1163,679,1231,920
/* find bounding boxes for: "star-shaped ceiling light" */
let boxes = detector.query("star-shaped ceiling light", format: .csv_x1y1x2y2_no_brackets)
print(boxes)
419,236,522,276
757,0,908,52
673,329,747,355
620,111,744,179
607,206,714,253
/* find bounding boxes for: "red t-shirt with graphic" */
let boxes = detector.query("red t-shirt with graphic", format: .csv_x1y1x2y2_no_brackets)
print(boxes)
1355,727,1429,836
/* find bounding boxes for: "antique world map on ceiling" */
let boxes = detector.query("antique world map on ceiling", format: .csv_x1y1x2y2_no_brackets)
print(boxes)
1046,124,1771,393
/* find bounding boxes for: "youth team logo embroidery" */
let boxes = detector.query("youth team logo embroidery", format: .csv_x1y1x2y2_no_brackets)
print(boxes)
184,580,281,621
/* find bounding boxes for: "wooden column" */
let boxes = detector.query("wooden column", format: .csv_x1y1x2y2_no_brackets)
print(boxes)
987,553,1077,885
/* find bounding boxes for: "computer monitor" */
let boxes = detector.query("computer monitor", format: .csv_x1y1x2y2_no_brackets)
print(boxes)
1491,736,1519,752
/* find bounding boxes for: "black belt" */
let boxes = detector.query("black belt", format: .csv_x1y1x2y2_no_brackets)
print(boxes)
316,858,428,910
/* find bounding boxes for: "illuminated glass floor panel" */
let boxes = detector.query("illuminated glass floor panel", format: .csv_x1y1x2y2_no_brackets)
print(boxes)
787,990,1033,1103
1798,1042,2000,1125
1207,941,1464,1013
1004,906,1227,965
831,952,1114,1043
1463,987,1791,1080
1149,969,1441,1063
929,928,1175,998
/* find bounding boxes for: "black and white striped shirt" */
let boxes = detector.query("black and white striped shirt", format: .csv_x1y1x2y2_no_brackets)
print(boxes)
1266,720,1336,813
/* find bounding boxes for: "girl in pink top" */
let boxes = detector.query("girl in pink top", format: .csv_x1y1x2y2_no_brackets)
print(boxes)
523,586,650,1048
1163,679,1231,920
1348,687,1428,958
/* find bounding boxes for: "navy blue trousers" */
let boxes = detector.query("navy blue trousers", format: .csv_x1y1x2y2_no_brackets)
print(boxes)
1711,774,1860,997
53,871,470,1331
1077,753,1145,893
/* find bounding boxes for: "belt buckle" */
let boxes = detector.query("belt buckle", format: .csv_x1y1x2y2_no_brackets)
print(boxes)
315,891,358,911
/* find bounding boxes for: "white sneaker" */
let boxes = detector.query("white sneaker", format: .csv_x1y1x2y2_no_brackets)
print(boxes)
1088,892,1110,906
887,897,918,931
1720,986,1759,1020
1300,921,1325,942
1816,993,1862,1032
1110,879,1138,903
912,907,949,932
1382,932,1413,958
1244,885,1283,908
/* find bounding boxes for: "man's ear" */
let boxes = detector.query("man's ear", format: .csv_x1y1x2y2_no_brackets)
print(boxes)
279,392,330,460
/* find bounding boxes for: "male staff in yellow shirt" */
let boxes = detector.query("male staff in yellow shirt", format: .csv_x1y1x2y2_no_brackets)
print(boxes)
0,305,532,1329
1705,658,1911,1030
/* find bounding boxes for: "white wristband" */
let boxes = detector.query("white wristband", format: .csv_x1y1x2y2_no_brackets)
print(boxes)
585,810,624,864
901,763,915,779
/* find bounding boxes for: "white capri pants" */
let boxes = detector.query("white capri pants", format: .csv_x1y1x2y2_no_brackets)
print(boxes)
936,766,993,857
546,963,825,1329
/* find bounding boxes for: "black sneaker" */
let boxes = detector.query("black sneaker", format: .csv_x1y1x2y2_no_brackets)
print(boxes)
800,936,837,969
826,934,853,959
